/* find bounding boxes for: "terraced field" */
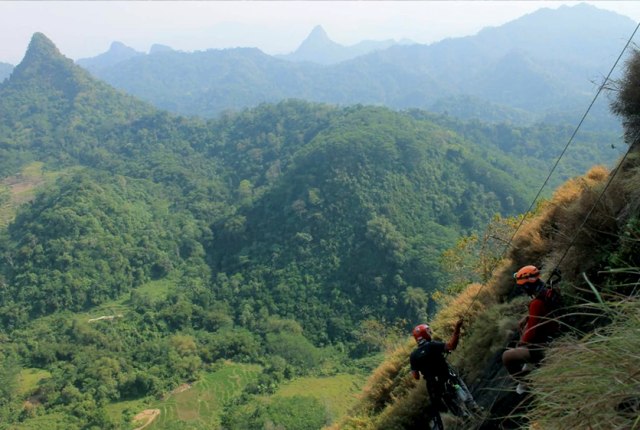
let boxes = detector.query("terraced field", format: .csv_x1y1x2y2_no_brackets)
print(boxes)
144,362,261,429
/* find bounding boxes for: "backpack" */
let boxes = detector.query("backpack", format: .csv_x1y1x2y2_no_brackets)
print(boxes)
536,271,564,336
540,269,563,311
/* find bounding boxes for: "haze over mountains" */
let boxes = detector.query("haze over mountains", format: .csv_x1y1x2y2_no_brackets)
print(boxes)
70,3,634,128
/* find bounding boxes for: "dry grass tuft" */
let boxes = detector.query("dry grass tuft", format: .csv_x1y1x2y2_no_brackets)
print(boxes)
527,299,640,430
499,165,615,300
354,341,415,415
373,383,429,430
327,341,418,430
432,283,493,335
451,297,528,382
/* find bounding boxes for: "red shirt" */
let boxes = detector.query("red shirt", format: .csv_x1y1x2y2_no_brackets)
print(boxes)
521,297,556,345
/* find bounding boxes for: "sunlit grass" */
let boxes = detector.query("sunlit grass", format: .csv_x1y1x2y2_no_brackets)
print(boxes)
16,368,51,397
134,276,176,302
272,373,367,422
72,274,179,327
527,298,640,430
5,412,74,430
0,162,49,227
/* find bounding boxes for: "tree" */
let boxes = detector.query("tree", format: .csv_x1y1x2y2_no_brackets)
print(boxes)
611,48,640,147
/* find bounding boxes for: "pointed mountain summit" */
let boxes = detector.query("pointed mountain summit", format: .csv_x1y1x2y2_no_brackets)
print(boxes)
291,25,343,63
22,32,61,62
0,32,153,154
305,25,333,45
7,32,90,96
5,32,150,107
108,41,141,56
280,25,397,65
77,41,144,71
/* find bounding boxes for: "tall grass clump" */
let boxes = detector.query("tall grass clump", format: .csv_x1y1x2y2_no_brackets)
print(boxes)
527,298,640,429
327,341,415,429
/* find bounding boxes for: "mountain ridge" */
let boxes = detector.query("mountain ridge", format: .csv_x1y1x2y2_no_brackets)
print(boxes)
73,3,633,128
77,41,145,71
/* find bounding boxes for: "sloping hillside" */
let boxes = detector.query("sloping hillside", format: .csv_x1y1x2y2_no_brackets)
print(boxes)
331,48,640,430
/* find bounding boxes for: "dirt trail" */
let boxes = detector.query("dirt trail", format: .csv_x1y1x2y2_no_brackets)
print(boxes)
87,314,123,323
133,409,160,430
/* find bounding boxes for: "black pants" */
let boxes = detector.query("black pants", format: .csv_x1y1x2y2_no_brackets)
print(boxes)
427,378,446,414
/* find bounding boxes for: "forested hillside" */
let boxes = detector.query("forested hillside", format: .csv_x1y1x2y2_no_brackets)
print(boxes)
0,32,629,429
79,3,632,131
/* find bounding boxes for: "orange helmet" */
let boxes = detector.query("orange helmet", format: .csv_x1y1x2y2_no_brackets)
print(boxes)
514,265,541,285
412,324,433,343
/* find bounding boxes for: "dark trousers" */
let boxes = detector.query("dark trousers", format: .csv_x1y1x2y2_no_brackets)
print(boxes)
427,378,446,414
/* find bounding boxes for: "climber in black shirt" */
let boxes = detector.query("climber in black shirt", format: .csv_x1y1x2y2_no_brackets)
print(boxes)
410,319,470,428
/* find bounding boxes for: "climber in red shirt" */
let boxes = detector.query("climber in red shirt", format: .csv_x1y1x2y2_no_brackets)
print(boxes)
502,265,561,393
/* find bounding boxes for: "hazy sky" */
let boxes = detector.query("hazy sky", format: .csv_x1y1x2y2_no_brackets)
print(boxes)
1,1,640,65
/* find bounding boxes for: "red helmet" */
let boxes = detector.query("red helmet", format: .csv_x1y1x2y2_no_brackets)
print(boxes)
514,265,540,285
412,324,432,343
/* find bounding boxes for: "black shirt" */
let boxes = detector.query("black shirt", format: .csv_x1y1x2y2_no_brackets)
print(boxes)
410,340,449,382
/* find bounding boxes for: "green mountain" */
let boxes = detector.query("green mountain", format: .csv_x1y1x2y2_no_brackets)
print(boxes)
0,33,157,174
79,3,633,130
0,33,628,428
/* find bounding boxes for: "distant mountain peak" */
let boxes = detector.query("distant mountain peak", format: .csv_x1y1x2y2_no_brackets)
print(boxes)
2,32,152,136
297,25,339,50
109,41,135,53
308,25,330,41
280,24,398,65
149,44,174,55
77,41,144,70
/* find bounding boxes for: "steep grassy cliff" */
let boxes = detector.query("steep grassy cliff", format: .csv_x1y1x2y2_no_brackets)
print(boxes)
331,49,640,430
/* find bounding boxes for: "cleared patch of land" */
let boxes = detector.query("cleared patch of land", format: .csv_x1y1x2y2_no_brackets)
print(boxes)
16,368,52,397
271,373,367,422
0,162,60,227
